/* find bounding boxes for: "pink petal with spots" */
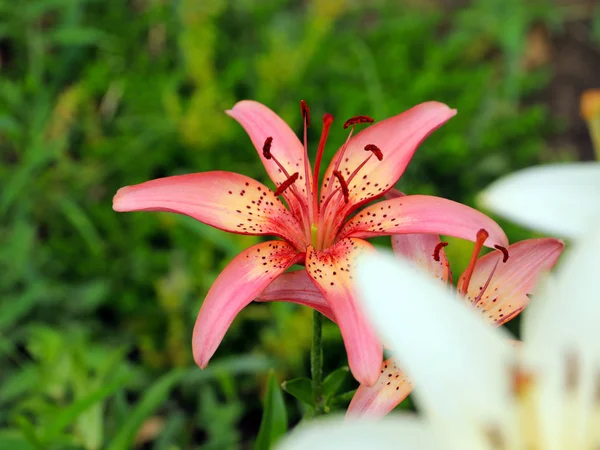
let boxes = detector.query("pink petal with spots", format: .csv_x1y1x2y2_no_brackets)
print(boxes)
113,171,306,249
460,238,564,326
306,239,382,386
338,194,508,249
255,270,336,322
192,240,302,368
384,190,451,282
226,100,311,216
321,102,455,217
347,357,412,417
392,233,450,284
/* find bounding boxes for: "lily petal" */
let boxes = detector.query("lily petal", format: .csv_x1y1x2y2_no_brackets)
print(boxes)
347,357,412,417
321,102,455,214
461,238,564,326
339,195,508,249
386,190,450,283
226,100,311,214
255,270,336,322
192,240,301,368
356,251,514,426
113,171,305,249
479,162,600,238
392,233,450,284
276,415,438,450
525,225,600,367
521,226,600,450
306,239,382,386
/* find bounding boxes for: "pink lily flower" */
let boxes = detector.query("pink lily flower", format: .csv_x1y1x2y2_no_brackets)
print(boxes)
346,224,564,415
113,100,509,386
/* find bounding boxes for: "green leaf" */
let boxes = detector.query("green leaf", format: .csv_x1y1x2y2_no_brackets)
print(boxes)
107,369,185,450
184,354,274,384
254,370,287,450
14,416,41,449
0,430,35,450
281,377,313,407
43,375,130,442
322,366,349,401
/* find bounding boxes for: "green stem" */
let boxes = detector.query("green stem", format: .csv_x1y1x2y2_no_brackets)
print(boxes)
311,310,324,414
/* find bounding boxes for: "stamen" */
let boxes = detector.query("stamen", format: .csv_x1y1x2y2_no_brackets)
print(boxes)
343,115,374,129
333,170,349,203
511,364,535,397
458,229,489,295
433,242,449,261
473,260,499,305
312,113,334,218
300,100,311,127
494,245,509,263
262,136,273,159
275,172,299,196
564,352,580,392
364,144,383,161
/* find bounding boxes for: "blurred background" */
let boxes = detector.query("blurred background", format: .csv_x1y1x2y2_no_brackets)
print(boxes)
1,0,599,448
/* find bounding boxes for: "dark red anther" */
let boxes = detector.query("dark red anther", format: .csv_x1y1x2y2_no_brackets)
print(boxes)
494,245,509,263
433,242,449,262
333,170,349,203
343,115,374,129
364,144,383,161
300,100,311,127
262,136,273,159
274,172,299,196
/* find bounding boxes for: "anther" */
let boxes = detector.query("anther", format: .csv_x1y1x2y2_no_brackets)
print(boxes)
343,115,374,129
333,170,349,203
494,245,509,263
565,352,579,392
262,136,273,159
300,100,311,127
433,242,449,261
510,364,534,397
364,144,383,161
275,172,299,196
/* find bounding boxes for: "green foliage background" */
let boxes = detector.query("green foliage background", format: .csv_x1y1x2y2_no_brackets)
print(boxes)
0,0,574,448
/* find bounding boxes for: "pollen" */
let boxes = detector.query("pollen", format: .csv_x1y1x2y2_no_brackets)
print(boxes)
262,136,273,159
364,144,383,161
494,245,510,263
275,172,299,196
333,170,350,203
300,100,311,127
343,115,374,129
433,242,449,261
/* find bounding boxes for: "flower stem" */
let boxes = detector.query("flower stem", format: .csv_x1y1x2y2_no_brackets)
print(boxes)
311,310,324,415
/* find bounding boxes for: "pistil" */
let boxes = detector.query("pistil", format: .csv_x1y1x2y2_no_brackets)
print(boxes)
300,100,315,226
312,113,334,224
458,229,489,295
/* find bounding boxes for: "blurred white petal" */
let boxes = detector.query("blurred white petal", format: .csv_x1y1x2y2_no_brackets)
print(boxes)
526,225,600,363
275,415,436,450
356,251,513,427
479,162,600,238
522,225,600,449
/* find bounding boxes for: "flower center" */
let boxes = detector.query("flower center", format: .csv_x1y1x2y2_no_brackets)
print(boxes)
481,354,600,450
261,101,385,250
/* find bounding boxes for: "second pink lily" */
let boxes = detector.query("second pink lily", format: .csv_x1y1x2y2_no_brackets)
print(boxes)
113,99,508,386
345,223,564,415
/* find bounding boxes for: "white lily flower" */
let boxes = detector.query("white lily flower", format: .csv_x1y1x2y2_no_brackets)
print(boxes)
479,162,600,238
277,226,600,450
